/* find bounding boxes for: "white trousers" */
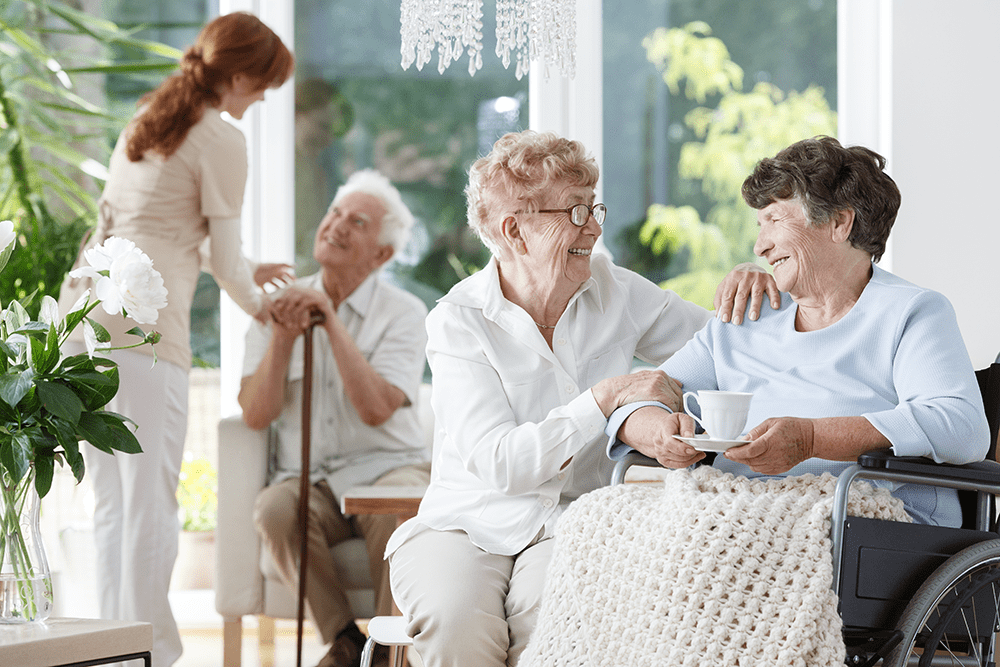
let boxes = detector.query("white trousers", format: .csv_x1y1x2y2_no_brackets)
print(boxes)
389,528,554,667
77,346,189,667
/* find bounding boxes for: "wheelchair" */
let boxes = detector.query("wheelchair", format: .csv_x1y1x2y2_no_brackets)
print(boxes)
611,361,1000,667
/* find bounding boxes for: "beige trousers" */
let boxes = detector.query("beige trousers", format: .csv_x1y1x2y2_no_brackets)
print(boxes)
389,528,555,667
253,463,430,644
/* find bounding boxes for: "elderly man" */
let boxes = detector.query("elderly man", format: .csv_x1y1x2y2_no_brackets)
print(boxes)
239,169,430,667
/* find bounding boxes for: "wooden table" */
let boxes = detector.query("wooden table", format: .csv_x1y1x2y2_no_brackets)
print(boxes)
339,484,425,522
0,617,152,667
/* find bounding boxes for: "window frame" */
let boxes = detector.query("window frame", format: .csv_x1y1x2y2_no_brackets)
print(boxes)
219,0,873,414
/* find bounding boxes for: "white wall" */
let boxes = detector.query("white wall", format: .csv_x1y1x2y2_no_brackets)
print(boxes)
887,0,1000,368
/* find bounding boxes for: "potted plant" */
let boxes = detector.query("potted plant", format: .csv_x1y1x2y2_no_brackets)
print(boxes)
0,221,167,622
173,454,218,591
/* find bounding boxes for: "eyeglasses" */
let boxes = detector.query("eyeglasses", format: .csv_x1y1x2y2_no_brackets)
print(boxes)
534,202,607,227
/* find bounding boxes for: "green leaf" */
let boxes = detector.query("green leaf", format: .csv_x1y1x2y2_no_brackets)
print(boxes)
36,380,83,424
74,411,114,454
34,455,53,499
87,317,111,343
100,415,142,454
77,411,141,455
63,438,85,483
44,415,86,483
7,430,32,483
0,368,34,407
63,62,178,74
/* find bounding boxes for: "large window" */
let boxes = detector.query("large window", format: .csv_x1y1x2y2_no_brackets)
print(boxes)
293,0,528,309
601,0,837,306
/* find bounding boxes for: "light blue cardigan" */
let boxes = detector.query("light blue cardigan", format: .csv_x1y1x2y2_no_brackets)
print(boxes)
608,264,990,526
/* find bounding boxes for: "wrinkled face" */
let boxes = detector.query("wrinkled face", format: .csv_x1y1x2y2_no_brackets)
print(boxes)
516,181,602,290
753,198,831,297
220,74,266,120
313,192,390,273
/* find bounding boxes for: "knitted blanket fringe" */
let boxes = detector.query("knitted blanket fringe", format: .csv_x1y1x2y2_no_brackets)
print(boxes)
520,466,912,667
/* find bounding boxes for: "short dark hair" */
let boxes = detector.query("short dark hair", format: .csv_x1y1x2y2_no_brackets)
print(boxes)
741,136,900,261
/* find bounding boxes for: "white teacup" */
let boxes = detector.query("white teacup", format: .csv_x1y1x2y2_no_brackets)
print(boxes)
682,390,753,440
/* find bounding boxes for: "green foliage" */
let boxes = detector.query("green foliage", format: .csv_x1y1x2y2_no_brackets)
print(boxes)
0,309,144,500
176,455,216,532
636,21,837,308
0,0,179,318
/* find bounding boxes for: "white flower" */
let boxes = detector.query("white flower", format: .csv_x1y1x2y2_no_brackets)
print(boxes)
70,236,168,325
0,220,14,251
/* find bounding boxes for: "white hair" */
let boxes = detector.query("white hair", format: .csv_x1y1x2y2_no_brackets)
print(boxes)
331,169,414,256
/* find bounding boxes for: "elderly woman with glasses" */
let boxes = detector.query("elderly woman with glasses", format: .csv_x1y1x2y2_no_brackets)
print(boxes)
385,130,779,667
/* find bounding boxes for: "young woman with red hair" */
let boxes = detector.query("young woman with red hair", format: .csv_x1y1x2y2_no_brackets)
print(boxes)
59,12,294,666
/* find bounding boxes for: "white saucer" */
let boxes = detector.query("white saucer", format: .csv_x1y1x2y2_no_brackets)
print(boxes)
674,434,750,452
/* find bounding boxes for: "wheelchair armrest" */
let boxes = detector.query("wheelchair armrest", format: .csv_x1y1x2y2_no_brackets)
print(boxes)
610,449,716,485
858,449,1000,486
611,451,661,485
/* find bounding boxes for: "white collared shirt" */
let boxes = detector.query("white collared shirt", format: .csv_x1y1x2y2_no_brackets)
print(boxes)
387,254,711,556
242,271,429,498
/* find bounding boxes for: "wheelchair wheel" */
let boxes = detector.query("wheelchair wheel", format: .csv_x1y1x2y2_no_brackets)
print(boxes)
883,538,1000,667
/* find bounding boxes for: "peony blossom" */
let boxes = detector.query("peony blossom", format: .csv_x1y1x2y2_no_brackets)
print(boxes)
70,236,168,325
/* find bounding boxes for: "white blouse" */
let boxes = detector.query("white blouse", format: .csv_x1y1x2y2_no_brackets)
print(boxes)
386,254,712,556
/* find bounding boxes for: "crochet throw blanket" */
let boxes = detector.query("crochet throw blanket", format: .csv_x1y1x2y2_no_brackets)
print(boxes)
520,466,911,667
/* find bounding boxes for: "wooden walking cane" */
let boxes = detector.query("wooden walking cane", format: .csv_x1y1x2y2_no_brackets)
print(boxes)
297,310,325,667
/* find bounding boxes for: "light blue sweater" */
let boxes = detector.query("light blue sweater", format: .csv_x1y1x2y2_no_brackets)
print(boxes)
608,265,989,526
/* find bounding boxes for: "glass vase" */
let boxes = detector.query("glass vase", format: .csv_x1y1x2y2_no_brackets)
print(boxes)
0,466,53,623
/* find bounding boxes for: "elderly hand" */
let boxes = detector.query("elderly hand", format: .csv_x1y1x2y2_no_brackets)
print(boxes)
724,417,815,474
591,369,683,417
714,262,781,325
270,285,333,333
619,407,705,469
254,262,296,290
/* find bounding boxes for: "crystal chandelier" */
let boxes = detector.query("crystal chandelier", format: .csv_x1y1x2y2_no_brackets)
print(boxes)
400,0,577,80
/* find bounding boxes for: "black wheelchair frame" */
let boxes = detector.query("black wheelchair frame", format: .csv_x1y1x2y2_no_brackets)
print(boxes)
612,362,1000,667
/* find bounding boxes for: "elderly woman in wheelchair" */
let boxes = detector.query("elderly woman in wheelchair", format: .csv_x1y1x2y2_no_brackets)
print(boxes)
517,137,998,667
608,135,989,527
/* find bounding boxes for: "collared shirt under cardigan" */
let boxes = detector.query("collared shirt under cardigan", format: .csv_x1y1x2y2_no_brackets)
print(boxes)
386,253,712,558
242,271,430,499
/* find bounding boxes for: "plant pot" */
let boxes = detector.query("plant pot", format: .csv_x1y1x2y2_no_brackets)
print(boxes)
0,467,53,623
171,530,215,591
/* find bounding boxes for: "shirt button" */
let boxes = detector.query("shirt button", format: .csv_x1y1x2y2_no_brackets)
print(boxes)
542,498,554,508
565,384,574,393
557,473,566,481
557,338,567,346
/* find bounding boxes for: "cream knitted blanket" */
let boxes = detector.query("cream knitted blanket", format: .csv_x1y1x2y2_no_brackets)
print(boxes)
520,466,911,667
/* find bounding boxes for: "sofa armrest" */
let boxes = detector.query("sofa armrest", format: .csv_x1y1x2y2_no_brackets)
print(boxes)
215,414,270,617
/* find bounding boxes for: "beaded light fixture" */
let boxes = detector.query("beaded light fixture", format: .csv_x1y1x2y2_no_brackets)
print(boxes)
400,0,577,79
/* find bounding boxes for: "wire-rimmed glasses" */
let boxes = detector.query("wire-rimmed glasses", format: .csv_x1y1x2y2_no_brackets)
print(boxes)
535,202,607,227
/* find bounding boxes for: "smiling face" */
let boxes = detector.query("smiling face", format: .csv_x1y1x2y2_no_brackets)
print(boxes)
752,198,838,298
515,182,602,291
313,192,392,275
